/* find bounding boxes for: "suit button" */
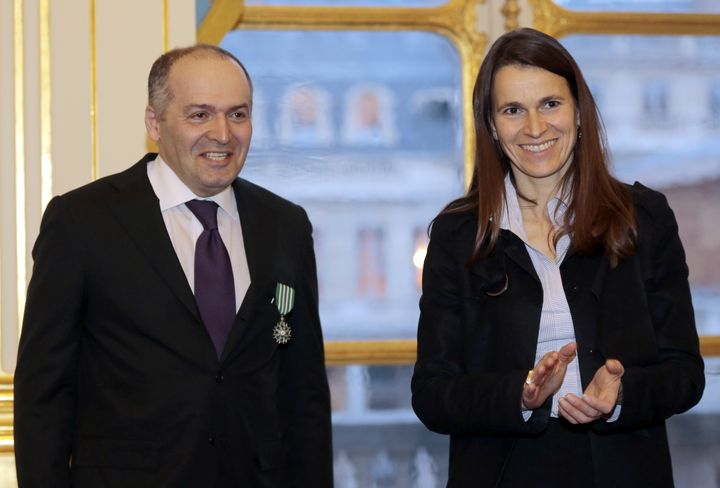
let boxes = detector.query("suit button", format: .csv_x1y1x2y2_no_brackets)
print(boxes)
215,373,224,384
209,435,216,446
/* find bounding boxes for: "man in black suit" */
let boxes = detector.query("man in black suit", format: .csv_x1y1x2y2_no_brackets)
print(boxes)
14,45,333,487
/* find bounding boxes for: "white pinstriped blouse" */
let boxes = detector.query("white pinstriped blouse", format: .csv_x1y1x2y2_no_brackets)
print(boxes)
500,176,582,419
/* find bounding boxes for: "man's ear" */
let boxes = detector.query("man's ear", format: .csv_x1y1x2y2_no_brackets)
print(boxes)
145,105,161,142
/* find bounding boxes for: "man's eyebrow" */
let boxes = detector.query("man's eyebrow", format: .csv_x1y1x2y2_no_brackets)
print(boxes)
228,103,250,112
184,103,250,112
187,104,213,110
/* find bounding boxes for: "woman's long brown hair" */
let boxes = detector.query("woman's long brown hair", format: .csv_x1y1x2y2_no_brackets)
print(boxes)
443,28,636,267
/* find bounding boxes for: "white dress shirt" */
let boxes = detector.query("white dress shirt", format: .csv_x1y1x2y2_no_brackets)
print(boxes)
147,156,251,312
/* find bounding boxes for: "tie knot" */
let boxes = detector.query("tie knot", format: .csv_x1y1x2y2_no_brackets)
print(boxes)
186,200,219,231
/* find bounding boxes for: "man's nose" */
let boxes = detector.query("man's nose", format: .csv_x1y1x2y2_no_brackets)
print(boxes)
208,117,230,144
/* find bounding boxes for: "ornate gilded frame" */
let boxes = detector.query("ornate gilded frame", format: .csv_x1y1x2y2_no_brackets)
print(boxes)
531,0,720,38
199,0,488,186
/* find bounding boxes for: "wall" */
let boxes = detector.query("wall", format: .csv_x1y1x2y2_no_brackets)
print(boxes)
0,0,196,377
0,1,195,483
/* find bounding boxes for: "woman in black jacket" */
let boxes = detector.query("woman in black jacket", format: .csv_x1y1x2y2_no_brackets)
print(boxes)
411,28,705,487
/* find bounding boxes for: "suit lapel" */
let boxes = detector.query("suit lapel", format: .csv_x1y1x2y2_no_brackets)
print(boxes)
233,179,274,285
220,179,281,362
106,155,201,322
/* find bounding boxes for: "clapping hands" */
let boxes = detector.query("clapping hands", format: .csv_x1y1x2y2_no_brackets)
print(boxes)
558,359,624,424
521,342,577,410
521,342,625,425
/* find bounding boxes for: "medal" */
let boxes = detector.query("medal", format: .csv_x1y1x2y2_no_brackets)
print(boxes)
273,316,292,344
273,283,295,345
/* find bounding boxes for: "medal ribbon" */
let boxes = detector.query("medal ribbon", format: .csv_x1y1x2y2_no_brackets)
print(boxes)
275,283,295,316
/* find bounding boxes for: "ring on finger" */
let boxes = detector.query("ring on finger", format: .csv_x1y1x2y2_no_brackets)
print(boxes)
525,370,534,385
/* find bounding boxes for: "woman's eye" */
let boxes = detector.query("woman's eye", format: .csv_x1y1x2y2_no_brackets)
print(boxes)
190,112,208,120
503,107,520,115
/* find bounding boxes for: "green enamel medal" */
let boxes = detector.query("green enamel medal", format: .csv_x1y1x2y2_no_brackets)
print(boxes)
273,283,295,344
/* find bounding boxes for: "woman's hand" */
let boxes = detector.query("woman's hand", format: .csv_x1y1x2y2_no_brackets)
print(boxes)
558,359,624,424
521,342,577,410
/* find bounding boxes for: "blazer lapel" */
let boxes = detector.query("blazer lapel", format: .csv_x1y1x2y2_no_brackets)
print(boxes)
499,231,540,284
105,156,200,322
561,251,609,387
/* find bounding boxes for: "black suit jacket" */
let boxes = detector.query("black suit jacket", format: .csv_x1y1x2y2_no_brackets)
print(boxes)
14,154,333,487
411,183,705,487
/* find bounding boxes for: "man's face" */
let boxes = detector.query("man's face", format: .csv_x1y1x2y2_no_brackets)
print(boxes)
145,55,252,197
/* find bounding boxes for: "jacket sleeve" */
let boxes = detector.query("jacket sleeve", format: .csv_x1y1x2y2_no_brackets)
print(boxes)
411,214,550,436
607,186,705,430
279,206,333,487
14,196,83,487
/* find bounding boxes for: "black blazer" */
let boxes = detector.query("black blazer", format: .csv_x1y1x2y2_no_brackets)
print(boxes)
411,183,705,487
14,154,333,487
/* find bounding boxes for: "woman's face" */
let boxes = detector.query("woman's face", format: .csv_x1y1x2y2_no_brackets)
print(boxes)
491,64,578,190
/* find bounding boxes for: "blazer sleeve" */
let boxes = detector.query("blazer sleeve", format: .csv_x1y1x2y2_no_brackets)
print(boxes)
411,214,550,436
607,186,705,430
279,206,333,487
14,196,83,487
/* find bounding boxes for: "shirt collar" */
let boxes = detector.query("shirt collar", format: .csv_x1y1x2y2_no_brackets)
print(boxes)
499,174,570,236
148,156,239,220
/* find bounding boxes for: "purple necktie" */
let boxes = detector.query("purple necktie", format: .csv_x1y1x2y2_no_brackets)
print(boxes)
186,200,236,357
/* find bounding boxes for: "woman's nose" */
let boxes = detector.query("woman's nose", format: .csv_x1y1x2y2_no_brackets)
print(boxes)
525,111,547,138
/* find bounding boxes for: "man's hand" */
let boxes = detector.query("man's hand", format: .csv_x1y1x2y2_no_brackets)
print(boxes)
558,359,624,424
521,342,577,410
